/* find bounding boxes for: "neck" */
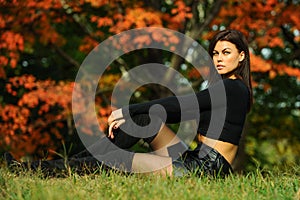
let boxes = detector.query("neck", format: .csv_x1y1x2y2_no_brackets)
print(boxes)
222,73,236,79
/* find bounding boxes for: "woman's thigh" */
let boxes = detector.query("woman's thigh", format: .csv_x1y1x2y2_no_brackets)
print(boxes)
150,124,181,150
131,153,172,176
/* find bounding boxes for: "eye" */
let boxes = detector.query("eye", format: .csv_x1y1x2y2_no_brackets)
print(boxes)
212,51,218,56
223,51,230,55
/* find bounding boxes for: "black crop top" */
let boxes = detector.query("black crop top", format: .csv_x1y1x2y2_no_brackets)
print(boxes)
122,79,250,145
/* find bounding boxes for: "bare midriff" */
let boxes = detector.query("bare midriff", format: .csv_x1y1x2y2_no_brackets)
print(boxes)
197,134,238,164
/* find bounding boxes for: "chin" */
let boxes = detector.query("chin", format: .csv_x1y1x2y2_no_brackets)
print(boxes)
218,71,226,75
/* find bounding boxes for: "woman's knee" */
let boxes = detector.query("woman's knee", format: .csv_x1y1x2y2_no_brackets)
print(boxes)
124,114,164,143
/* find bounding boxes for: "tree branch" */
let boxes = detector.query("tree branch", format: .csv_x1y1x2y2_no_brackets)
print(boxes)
164,0,223,89
186,0,223,41
51,44,80,68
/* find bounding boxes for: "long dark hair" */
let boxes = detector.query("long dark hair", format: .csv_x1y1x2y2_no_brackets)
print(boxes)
208,29,253,110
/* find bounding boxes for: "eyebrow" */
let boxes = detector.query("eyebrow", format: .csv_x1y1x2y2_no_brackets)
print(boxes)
213,47,232,52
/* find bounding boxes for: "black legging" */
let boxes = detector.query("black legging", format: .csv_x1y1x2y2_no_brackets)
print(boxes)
22,114,165,175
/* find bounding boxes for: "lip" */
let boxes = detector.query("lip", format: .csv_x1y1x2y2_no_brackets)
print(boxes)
216,65,225,70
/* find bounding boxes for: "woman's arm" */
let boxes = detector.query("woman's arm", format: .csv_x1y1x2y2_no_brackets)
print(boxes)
122,87,214,124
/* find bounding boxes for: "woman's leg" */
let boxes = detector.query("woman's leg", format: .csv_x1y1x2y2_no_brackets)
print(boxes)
6,114,154,175
5,134,136,175
131,153,173,176
4,151,104,176
5,115,182,175
72,115,145,159
74,114,186,160
149,124,188,160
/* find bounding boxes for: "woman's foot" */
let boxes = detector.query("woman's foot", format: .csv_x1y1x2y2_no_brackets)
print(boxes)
3,152,22,172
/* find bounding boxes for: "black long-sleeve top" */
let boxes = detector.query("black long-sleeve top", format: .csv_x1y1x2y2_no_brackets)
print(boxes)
122,79,250,145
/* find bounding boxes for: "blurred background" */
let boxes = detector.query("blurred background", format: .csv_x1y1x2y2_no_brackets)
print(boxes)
0,0,299,172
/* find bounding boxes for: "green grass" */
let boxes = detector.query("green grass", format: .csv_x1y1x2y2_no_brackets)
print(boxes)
0,165,299,200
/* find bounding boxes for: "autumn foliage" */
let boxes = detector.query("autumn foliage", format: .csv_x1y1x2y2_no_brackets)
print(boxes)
0,75,73,158
209,0,300,81
0,0,299,166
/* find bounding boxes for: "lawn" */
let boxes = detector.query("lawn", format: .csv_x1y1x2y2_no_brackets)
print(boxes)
0,164,299,200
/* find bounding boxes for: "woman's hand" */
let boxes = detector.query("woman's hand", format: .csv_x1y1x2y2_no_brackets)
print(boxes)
108,118,126,139
108,108,124,125
107,108,125,139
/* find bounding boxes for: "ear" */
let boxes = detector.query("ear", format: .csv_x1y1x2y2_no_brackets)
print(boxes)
239,51,245,62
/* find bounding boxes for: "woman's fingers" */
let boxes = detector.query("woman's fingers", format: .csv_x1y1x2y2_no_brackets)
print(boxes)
108,119,126,139
107,114,116,125
108,121,118,139
115,118,125,128
107,108,125,139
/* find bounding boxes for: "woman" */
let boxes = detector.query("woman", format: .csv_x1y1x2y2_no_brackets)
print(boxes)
106,29,252,176
5,29,252,177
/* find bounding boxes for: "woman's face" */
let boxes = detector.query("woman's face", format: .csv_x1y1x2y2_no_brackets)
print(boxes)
212,40,245,79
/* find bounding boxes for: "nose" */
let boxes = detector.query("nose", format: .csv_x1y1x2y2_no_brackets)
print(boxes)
217,54,222,62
